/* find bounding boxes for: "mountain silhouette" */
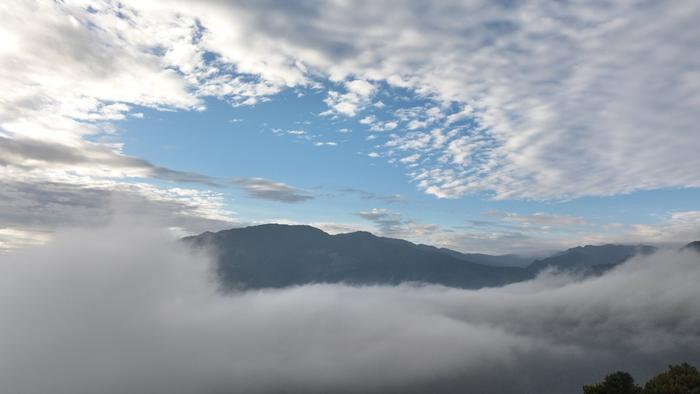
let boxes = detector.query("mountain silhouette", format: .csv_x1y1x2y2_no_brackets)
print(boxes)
183,224,660,290
682,241,700,252
183,224,532,290
528,244,657,273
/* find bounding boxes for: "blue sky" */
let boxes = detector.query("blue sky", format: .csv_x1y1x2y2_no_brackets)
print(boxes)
115,87,700,253
1,0,699,253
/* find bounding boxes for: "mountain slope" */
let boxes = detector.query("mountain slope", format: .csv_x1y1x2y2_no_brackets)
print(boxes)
183,224,532,290
427,247,534,267
528,244,657,273
682,241,700,252
183,224,664,290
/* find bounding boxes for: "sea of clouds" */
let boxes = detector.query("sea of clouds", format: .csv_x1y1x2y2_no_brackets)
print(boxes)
1,222,698,394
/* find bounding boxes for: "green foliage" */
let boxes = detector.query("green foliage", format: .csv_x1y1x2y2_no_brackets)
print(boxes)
582,371,642,394
643,363,700,394
583,364,700,394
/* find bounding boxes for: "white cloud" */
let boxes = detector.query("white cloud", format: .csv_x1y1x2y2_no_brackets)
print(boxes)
345,79,375,97
445,105,474,125
383,121,398,130
339,188,403,204
354,206,597,254
322,80,376,117
0,135,218,185
430,128,454,149
103,0,698,200
232,177,314,203
485,211,587,228
260,219,370,236
365,119,399,132
0,228,51,251
357,208,439,239
359,115,376,124
0,0,283,248
400,153,421,164
444,136,483,166
386,132,432,151
0,178,234,249
4,0,700,252
617,210,700,245
1,224,699,393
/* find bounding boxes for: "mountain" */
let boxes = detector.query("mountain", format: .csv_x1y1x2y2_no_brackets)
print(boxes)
183,224,532,290
364,239,533,267
682,241,700,252
527,244,657,273
183,224,661,290
431,248,534,267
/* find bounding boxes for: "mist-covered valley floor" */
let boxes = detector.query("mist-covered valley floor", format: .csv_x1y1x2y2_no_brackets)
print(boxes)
1,223,699,394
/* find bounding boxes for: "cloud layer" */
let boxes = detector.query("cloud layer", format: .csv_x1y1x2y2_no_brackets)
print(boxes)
5,0,698,204
0,179,232,250
0,0,237,245
1,222,698,394
99,0,699,200
232,177,314,203
2,1,700,250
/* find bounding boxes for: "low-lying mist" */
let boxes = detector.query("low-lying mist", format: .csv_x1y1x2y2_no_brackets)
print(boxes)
1,223,699,394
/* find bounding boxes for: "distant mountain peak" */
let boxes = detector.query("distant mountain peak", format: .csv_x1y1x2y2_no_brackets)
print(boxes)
336,230,376,238
214,223,330,236
682,241,700,252
183,224,531,290
249,223,327,231
183,224,660,290
528,243,657,273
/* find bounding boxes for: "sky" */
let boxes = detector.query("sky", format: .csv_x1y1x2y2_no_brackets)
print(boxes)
2,3,700,392
1,0,700,254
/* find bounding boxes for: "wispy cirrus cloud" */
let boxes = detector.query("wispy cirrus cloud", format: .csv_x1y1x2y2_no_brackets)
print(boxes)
339,188,402,204
0,136,219,186
484,211,587,228
356,208,439,239
232,177,314,203
313,141,338,147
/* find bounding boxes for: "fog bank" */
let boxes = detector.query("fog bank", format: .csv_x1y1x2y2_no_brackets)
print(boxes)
0,224,698,393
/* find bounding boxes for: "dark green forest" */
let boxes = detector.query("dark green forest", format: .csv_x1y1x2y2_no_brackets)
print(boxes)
583,363,700,394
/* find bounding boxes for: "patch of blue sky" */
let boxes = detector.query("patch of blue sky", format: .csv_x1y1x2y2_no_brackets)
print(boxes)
118,82,700,233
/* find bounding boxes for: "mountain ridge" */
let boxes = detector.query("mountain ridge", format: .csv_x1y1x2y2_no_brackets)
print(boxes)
184,224,531,290
183,224,671,290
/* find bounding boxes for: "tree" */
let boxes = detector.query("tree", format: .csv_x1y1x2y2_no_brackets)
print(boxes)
643,363,700,394
583,371,642,394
